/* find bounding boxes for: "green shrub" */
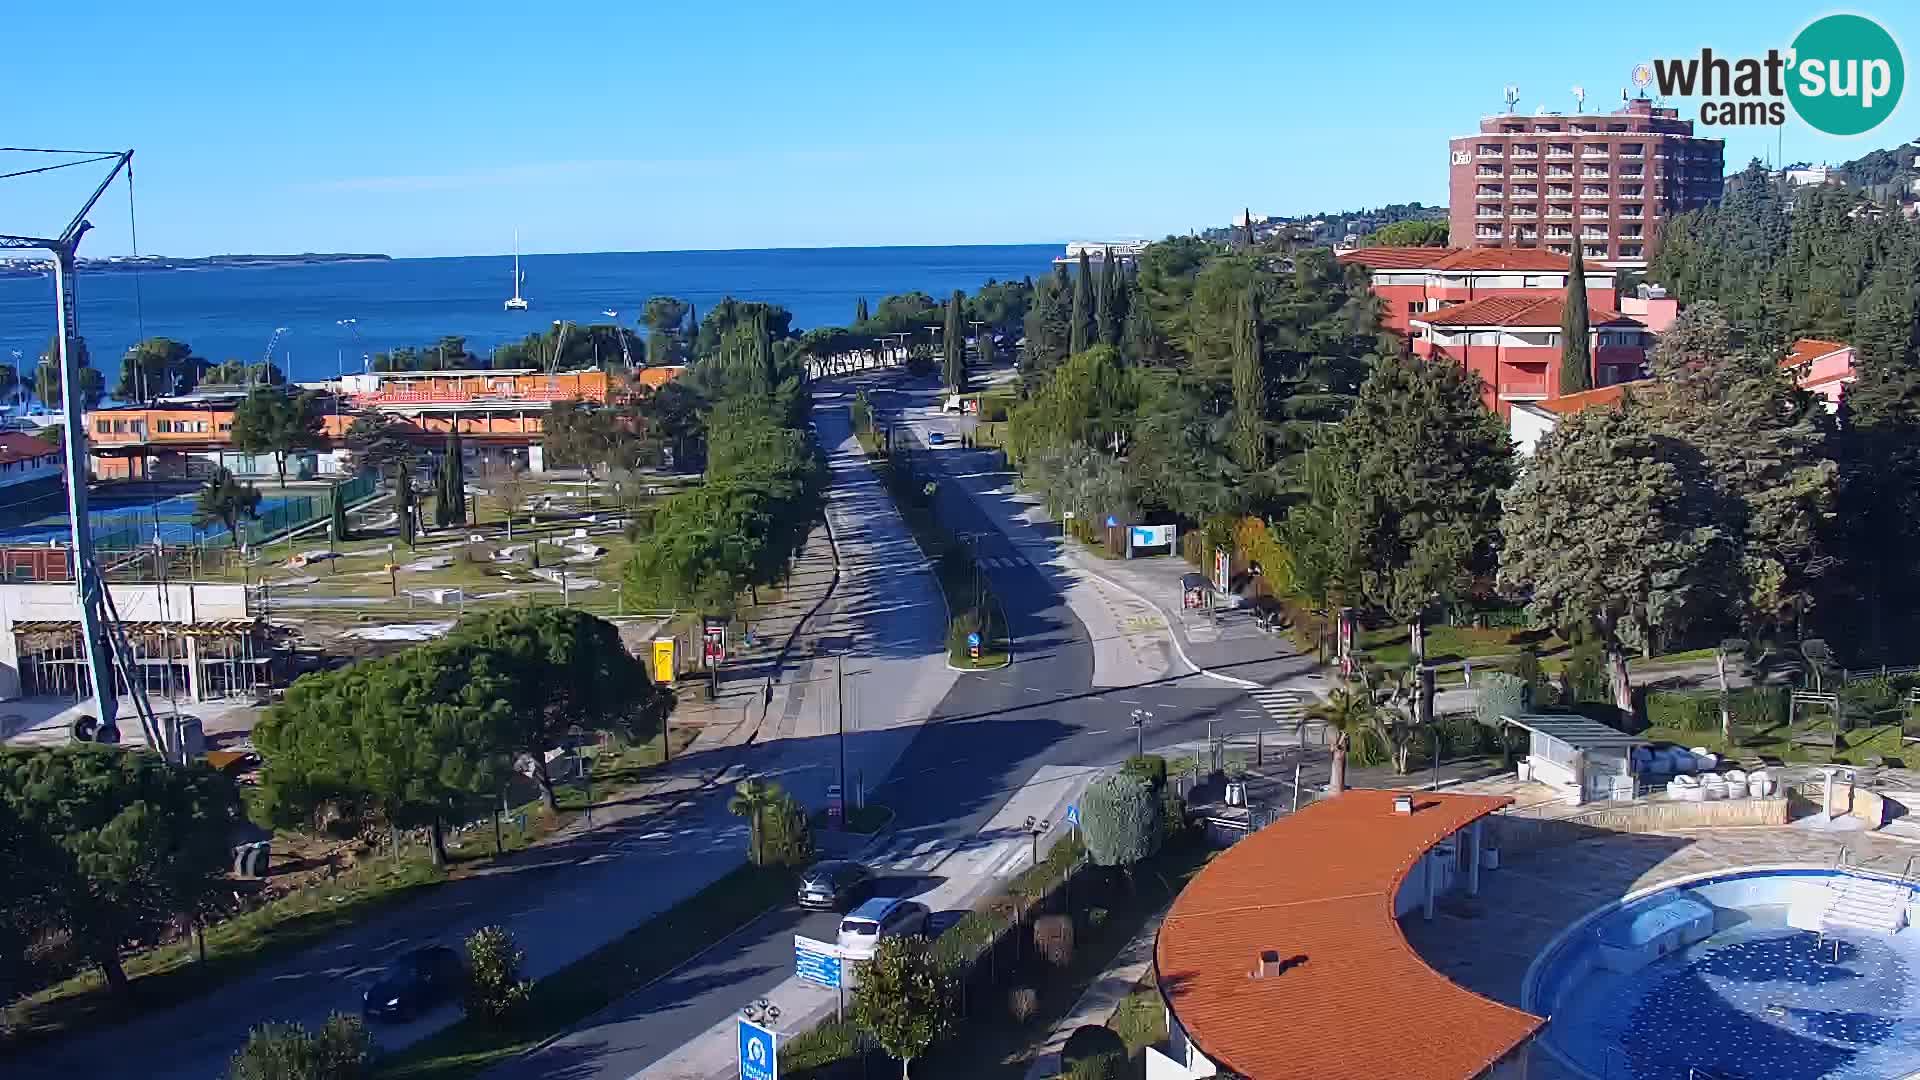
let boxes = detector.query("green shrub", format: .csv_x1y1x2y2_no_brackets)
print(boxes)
229,1013,371,1080
759,791,814,867
462,924,533,1023
1475,671,1530,728
1120,754,1168,790
1346,725,1390,768
1160,790,1189,846
1061,1026,1128,1074
1647,690,1718,732
1437,712,1494,759
1062,1053,1124,1080
1728,685,1786,729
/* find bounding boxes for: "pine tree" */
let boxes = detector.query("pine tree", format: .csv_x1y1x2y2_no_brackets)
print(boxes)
855,296,870,324
942,290,966,392
1559,245,1593,394
1070,250,1094,355
1022,265,1074,374
1229,286,1269,475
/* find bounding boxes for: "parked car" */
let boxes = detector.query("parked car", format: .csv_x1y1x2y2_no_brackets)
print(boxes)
797,860,875,911
837,897,929,960
362,944,464,1022
927,431,947,446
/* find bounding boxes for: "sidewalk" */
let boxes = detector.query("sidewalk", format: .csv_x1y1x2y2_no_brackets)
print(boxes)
1020,908,1166,1080
10,528,843,1080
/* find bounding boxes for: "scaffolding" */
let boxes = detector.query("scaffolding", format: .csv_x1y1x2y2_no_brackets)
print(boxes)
15,619,269,703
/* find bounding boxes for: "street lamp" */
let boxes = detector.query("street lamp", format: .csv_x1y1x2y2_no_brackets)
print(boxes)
1022,815,1051,871
1130,708,1154,758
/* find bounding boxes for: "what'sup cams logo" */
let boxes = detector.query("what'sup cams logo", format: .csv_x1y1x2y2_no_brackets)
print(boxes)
1641,13,1904,135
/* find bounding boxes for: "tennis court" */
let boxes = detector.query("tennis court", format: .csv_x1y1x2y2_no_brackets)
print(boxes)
0,472,374,551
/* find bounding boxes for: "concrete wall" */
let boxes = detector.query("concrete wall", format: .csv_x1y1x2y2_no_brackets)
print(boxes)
0,582,249,699
1491,797,1788,855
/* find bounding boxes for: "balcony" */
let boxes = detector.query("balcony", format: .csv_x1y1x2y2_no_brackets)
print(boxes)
1477,166,1503,178
1547,243,1573,256
1581,145,1611,157
1547,208,1574,219
1475,227,1502,240
1582,169,1609,180
1619,209,1644,220
1476,207,1504,219
1619,167,1644,179
1478,187,1504,198
1477,147,1504,159
1498,370,1551,397
1618,244,1645,258
1582,229,1609,240
1513,228,1539,241
1547,145,1574,159
1513,186,1538,198
1583,188,1608,198
1511,147,1540,159
1512,166,1538,178
1510,207,1538,219
1547,167,1573,179
1619,191,1644,200
1584,245,1608,259
1580,207,1609,218
1547,228,1573,239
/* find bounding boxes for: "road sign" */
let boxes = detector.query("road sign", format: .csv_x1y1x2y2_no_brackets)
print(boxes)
1065,803,1080,826
738,1018,778,1080
966,631,981,648
967,630,981,661
795,935,843,989
1062,510,1076,520
1105,515,1119,528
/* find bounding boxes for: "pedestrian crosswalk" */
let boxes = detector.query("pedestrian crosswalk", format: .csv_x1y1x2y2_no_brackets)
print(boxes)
978,555,1028,570
865,832,1031,878
1249,687,1315,729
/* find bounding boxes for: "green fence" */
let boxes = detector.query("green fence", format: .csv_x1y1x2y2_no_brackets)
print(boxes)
91,471,378,554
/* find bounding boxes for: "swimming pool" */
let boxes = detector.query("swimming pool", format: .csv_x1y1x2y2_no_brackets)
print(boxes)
1527,868,1920,1080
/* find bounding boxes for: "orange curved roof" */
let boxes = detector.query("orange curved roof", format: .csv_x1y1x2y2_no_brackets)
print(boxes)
1155,790,1542,1080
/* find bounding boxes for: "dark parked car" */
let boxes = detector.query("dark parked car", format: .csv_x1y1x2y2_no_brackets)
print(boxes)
362,944,464,1022
797,860,876,911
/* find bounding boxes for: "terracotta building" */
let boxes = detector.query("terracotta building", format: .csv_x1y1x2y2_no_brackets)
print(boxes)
1449,98,1722,266
1409,295,1652,416
1338,247,1618,336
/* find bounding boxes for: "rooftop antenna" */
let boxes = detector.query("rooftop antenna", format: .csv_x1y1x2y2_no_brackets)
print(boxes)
0,148,162,754
1504,85,1521,113
1572,85,1586,113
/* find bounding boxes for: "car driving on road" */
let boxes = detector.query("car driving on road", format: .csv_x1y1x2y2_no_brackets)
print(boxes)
796,860,875,911
836,897,929,961
362,944,464,1022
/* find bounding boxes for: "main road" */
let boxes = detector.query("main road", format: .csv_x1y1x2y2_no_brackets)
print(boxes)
499,366,1287,1080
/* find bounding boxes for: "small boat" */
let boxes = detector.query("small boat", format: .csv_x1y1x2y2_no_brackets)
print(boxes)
504,230,529,311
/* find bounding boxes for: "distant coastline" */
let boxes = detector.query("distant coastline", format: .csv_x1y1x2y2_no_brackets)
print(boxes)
0,253,391,279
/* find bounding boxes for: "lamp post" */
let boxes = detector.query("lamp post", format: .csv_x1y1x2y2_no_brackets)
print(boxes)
1130,707,1153,758
1022,815,1050,872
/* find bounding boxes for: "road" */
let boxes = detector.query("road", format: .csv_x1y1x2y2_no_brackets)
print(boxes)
505,369,1293,1080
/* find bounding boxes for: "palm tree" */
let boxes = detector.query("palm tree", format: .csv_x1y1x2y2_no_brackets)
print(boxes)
728,778,783,866
1305,685,1377,796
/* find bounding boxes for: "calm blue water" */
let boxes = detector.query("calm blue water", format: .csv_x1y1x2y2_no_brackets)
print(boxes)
0,245,1058,383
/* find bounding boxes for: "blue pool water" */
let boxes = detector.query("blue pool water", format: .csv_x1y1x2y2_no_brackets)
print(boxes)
1530,869,1920,1080
0,491,301,546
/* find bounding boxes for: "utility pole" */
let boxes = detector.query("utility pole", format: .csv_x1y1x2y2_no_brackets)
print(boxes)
836,653,847,803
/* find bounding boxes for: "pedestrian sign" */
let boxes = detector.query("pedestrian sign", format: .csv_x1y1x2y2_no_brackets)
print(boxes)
738,1018,778,1080
1065,803,1080,826
1105,515,1119,528
966,631,981,648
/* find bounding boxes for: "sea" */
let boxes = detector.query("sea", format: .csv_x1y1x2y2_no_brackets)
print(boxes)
0,244,1059,385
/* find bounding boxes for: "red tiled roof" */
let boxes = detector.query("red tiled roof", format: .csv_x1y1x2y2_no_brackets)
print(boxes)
1156,790,1540,1080
1337,246,1463,270
1537,380,1654,415
0,432,58,463
1416,294,1641,329
1431,248,1584,272
1780,338,1850,369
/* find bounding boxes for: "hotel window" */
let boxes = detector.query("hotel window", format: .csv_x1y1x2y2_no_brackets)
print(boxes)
1406,301,1423,315
95,420,111,433
155,419,173,433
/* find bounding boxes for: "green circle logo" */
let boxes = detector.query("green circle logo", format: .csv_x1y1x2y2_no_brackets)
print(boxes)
1788,14,1904,136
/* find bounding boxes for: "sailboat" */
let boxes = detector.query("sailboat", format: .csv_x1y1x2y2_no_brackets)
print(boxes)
504,230,529,311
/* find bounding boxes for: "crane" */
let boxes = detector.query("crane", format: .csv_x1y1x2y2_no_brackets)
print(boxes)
0,148,162,754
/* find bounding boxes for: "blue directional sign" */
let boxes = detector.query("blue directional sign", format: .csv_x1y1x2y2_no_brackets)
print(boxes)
966,631,982,648
1105,514,1119,528
738,1018,778,1080
1064,803,1080,827
794,935,843,989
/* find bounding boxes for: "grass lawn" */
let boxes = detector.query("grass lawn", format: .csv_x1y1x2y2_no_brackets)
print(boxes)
1638,721,1910,765
5,858,446,1048
377,863,793,1080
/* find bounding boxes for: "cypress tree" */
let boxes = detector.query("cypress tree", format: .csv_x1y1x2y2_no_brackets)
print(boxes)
329,482,350,544
1229,286,1269,474
1070,250,1094,355
1096,249,1118,348
396,469,417,549
432,455,452,528
1559,245,1594,394
942,290,966,392
855,297,870,324
442,430,466,525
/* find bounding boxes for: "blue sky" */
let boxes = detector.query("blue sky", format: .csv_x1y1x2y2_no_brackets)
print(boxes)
8,2,1917,258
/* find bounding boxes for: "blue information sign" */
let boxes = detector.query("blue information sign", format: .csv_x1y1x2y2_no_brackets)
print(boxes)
1105,515,1119,528
966,631,981,648
739,1018,778,1080
1065,803,1080,826
794,935,843,989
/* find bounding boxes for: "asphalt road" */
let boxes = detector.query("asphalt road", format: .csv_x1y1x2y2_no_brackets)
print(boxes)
491,371,1278,1080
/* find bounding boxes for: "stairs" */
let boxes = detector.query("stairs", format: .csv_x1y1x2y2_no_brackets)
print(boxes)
1819,875,1912,936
